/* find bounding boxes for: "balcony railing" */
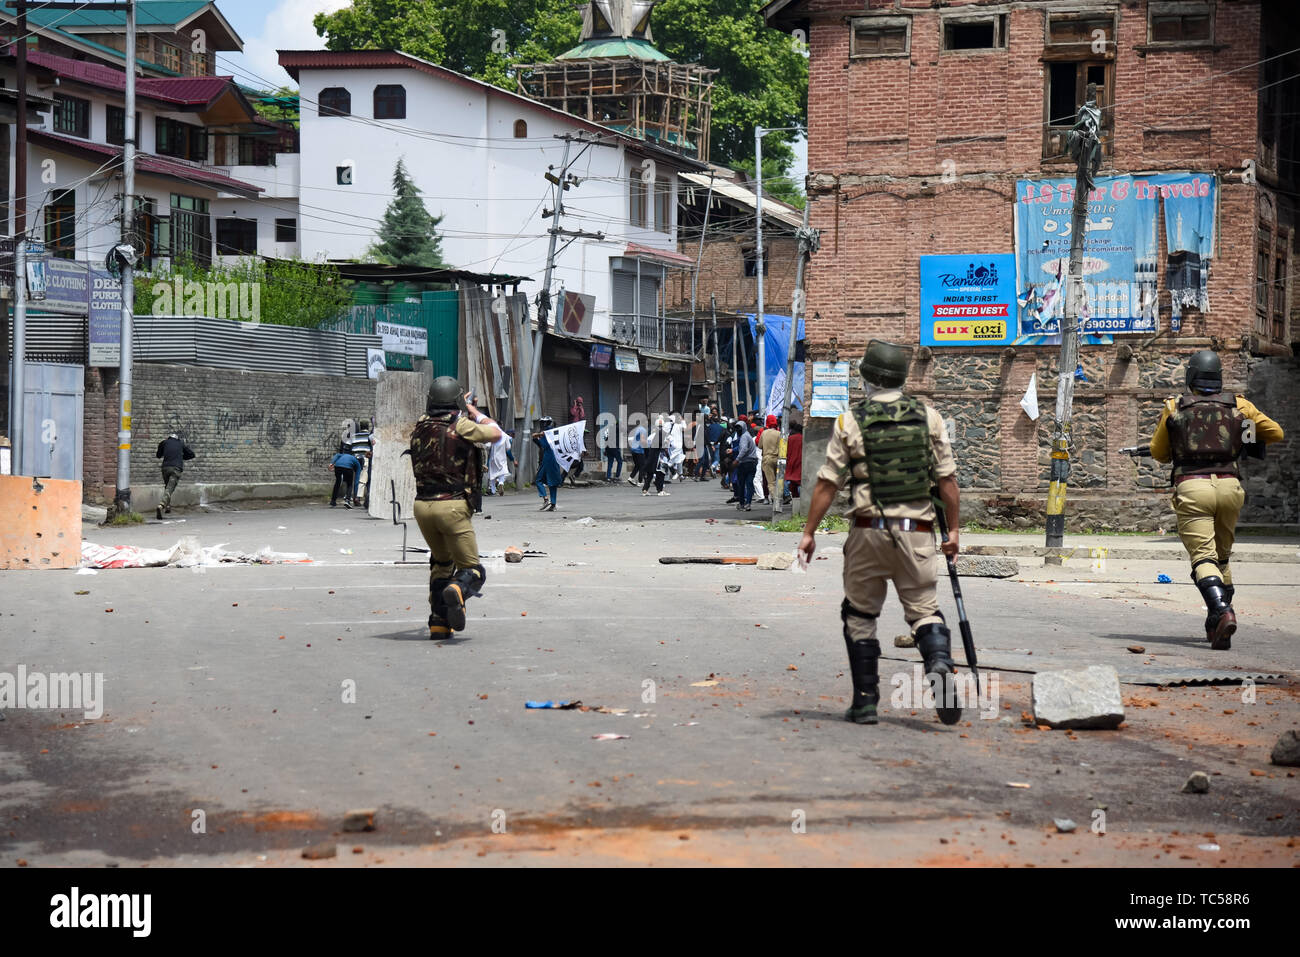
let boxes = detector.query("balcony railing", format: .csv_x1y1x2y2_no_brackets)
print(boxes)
611,314,696,356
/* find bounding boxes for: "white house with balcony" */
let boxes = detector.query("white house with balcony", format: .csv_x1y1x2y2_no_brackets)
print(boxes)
278,48,706,346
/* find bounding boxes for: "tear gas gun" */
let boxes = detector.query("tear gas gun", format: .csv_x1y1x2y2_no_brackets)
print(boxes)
1118,445,1151,458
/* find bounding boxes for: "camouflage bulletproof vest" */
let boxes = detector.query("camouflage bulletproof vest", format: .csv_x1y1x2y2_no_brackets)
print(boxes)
850,394,935,507
410,412,481,501
1167,392,1244,479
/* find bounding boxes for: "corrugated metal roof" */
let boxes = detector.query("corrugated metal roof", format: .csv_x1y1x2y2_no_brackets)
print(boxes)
557,37,671,62
24,49,243,107
680,172,803,229
624,242,696,267
28,130,262,197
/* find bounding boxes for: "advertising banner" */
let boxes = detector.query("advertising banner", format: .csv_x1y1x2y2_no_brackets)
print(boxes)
920,255,1018,347
1013,172,1216,342
88,268,122,366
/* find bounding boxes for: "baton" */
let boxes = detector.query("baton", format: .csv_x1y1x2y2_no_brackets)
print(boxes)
932,501,981,696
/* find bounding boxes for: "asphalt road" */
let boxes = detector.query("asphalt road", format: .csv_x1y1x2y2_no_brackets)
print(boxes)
1,478,1297,867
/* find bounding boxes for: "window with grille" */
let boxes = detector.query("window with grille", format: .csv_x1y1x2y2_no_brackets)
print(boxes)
43,189,76,259
238,135,273,166
319,87,351,117
171,194,212,267
373,84,406,120
850,18,909,58
157,40,181,72
188,50,209,76
514,119,528,138
53,95,90,138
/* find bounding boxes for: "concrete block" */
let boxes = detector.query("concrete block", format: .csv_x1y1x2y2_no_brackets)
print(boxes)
1031,665,1125,730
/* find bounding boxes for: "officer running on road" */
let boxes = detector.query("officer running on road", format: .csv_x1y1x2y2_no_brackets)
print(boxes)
1147,350,1284,649
409,377,503,638
799,340,964,726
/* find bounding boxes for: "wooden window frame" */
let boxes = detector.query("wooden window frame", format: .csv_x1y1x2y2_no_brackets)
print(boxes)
53,94,90,138
319,87,351,118
43,188,76,260
1147,1,1215,48
849,16,911,59
1045,9,1118,54
1042,59,1115,161
106,106,140,147
373,84,406,120
513,119,528,138
941,12,1008,53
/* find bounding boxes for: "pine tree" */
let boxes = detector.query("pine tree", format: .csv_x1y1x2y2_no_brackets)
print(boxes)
371,158,448,267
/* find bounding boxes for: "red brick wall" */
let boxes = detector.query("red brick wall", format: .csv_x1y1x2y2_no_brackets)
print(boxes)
790,0,1297,524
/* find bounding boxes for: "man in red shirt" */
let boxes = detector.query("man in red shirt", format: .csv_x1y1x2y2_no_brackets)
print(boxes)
784,419,803,503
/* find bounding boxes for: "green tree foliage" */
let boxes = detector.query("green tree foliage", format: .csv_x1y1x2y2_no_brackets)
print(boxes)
134,257,353,329
313,1,807,185
369,159,448,268
250,85,301,128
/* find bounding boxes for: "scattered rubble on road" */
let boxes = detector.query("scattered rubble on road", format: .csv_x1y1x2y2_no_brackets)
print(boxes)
81,537,310,569
1182,771,1211,794
1271,730,1300,767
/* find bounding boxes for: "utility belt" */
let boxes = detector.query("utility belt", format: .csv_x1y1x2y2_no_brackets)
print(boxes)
417,482,480,512
1175,472,1238,485
854,516,933,533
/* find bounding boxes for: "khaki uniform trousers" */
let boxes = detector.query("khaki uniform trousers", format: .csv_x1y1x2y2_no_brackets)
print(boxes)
762,457,779,500
842,525,943,642
1171,476,1245,584
413,498,478,579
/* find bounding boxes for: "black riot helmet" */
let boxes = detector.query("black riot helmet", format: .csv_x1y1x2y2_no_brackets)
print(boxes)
427,376,462,411
858,339,909,389
1185,350,1222,393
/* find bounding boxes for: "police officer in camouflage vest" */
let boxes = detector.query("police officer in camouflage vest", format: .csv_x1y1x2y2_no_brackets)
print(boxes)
800,340,965,726
409,377,503,638
1148,351,1284,650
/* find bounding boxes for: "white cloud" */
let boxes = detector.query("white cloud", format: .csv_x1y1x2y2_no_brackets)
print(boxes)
229,0,350,90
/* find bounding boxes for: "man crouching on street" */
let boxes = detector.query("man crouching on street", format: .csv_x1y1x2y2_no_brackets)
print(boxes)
799,339,963,726
409,377,502,637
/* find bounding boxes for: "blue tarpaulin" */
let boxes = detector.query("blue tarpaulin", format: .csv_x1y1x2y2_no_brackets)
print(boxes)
746,313,805,414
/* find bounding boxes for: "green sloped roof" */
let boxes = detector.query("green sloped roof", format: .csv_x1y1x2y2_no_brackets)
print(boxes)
557,37,670,62
17,1,210,29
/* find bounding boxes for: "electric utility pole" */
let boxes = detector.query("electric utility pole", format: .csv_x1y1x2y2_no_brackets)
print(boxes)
1045,83,1101,559
515,133,607,486
754,125,802,417
114,0,138,515
771,201,819,521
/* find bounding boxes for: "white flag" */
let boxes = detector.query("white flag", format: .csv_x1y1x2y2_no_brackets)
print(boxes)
1020,373,1040,421
765,368,787,419
545,420,586,472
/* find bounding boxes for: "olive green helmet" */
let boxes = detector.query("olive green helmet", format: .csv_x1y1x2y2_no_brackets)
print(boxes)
1185,350,1222,393
858,339,909,388
427,376,462,410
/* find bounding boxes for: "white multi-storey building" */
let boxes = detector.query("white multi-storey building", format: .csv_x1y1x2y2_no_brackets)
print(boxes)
279,48,706,346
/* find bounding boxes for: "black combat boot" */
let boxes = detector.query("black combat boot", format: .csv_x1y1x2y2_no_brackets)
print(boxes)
1197,576,1236,650
841,600,880,724
914,622,962,726
442,564,487,633
428,577,453,638
844,637,881,724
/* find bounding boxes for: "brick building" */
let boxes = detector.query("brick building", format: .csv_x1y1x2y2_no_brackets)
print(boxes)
765,0,1299,527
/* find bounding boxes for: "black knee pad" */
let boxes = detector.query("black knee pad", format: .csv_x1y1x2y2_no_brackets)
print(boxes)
1190,557,1220,581
841,599,878,621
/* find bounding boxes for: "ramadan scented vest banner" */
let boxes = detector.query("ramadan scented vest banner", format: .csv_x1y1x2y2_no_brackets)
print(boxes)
920,255,1018,347
1013,173,1217,343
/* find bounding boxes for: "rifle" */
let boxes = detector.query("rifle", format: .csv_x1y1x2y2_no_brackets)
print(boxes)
932,499,981,696
1118,445,1151,457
